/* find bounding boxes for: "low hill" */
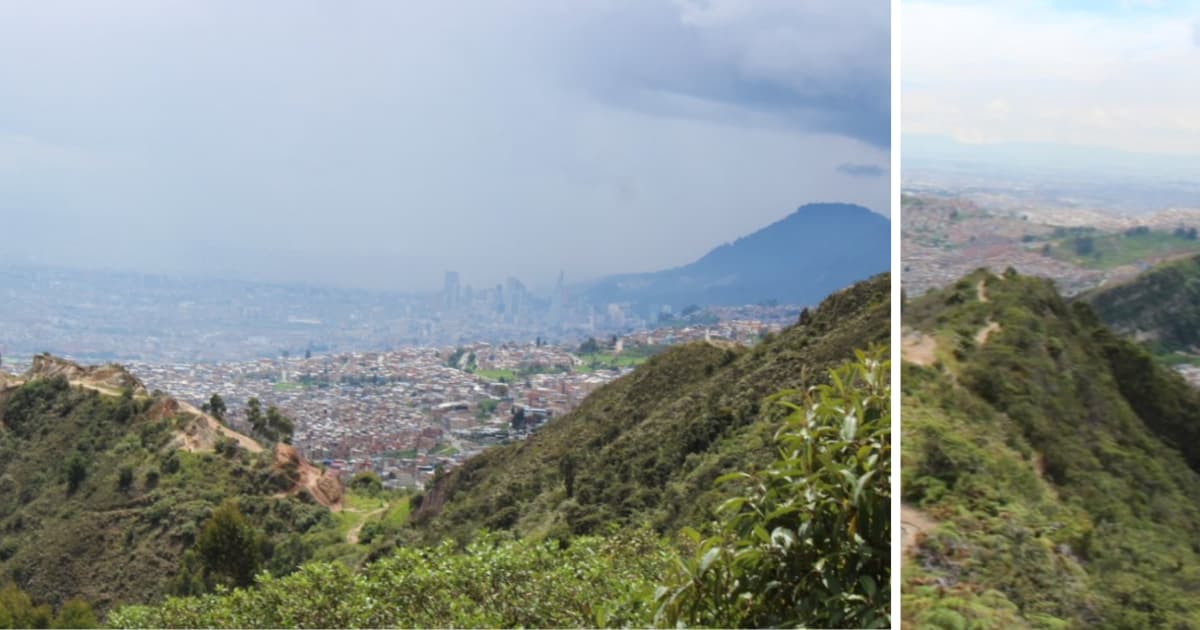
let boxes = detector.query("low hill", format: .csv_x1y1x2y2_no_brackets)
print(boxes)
413,272,889,542
0,358,343,614
1084,253,1200,353
902,269,1200,627
584,203,889,311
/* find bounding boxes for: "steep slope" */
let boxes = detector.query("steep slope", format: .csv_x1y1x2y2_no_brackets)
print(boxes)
902,269,1200,628
1084,253,1200,352
584,203,889,310
413,273,889,542
0,359,343,614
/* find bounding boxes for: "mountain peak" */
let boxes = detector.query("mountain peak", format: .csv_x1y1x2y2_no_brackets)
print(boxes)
586,201,888,310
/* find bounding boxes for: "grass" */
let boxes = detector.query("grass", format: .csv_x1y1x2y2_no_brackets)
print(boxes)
1046,229,1200,270
331,492,390,540
272,381,306,393
474,369,517,382
574,353,649,373
380,496,412,528
430,442,458,457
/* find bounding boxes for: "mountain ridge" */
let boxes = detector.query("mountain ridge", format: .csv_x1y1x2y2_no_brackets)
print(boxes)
902,268,1200,627
412,272,890,543
583,203,888,311
0,357,344,613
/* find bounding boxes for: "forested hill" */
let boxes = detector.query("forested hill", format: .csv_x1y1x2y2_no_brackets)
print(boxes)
583,202,889,310
0,359,341,616
902,269,1200,627
413,272,890,542
1084,253,1200,353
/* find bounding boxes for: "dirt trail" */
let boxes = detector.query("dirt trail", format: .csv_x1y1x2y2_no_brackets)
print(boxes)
901,503,939,557
975,320,1002,345
977,279,989,303
346,506,387,544
902,329,938,366
175,399,263,453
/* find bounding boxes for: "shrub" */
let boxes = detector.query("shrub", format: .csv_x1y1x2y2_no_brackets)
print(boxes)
654,346,891,628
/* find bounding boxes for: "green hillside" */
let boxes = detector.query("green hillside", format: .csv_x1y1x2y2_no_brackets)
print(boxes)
1085,253,1200,355
902,269,1200,628
104,274,891,628
0,373,340,617
412,272,890,543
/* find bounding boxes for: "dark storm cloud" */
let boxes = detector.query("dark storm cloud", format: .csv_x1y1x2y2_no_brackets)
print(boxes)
562,0,891,148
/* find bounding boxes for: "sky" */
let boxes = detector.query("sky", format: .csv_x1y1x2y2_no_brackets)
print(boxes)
904,0,1200,159
0,1,890,292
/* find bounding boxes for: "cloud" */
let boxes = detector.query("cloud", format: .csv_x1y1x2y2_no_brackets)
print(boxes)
562,0,890,147
836,163,885,178
904,2,1200,156
0,1,889,290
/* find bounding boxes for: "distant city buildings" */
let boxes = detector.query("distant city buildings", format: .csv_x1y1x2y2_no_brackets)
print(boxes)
443,271,460,311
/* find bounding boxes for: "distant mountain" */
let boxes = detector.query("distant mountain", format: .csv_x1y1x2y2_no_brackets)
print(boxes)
412,273,889,541
583,203,888,311
902,269,1200,627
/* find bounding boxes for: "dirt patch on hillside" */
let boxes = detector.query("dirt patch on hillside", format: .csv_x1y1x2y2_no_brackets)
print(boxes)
272,443,343,510
977,279,989,303
158,396,264,454
902,329,938,366
0,371,23,392
975,320,1002,345
902,503,939,557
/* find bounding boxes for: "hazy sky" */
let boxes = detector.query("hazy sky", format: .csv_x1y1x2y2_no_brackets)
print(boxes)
905,0,1200,158
0,1,889,292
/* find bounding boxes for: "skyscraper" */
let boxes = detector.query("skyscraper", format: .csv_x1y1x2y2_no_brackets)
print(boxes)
443,271,460,311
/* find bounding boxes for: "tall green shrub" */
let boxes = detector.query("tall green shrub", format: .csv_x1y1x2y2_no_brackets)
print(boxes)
655,346,891,628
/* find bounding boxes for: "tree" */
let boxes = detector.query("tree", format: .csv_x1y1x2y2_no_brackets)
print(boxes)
64,453,87,494
265,405,295,445
512,407,527,432
349,471,383,496
207,394,227,422
118,466,134,491
0,582,52,629
559,453,577,499
1073,236,1095,256
53,599,97,629
194,500,262,588
578,338,600,355
245,397,263,435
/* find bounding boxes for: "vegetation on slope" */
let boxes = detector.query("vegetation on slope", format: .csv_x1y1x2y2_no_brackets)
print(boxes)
0,375,338,616
903,269,1200,628
1043,226,1200,270
109,347,891,628
411,273,890,544
1085,253,1200,354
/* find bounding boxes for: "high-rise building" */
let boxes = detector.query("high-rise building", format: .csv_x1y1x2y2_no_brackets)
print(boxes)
505,276,526,323
443,271,460,311
548,271,565,326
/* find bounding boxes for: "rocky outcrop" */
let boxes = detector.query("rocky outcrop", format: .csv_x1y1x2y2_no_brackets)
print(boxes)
272,443,343,510
27,354,147,396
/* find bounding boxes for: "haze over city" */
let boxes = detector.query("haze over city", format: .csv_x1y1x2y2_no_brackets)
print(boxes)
0,0,889,292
